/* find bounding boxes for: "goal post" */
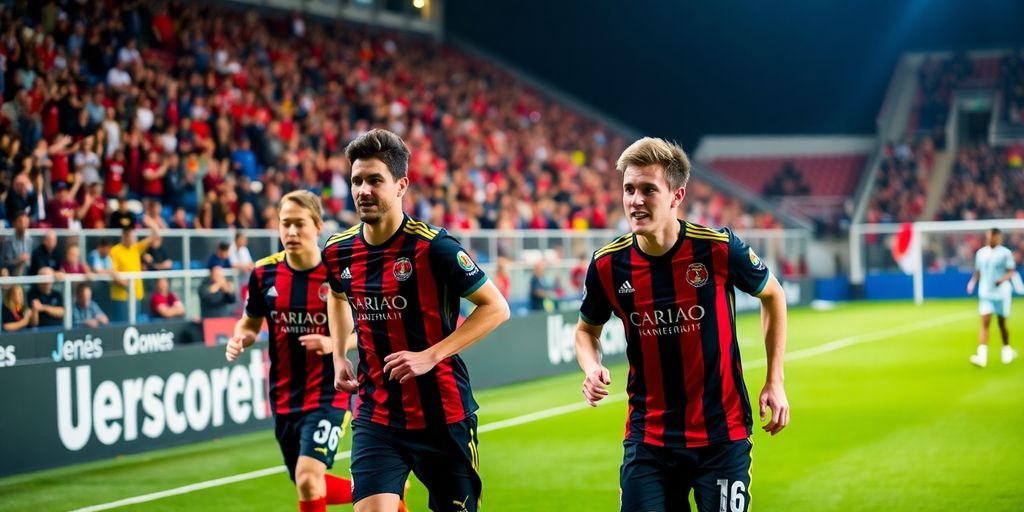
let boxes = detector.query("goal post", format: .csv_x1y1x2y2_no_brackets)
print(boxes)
850,218,1024,304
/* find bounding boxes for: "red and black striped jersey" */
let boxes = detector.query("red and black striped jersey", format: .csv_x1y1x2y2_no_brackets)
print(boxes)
580,220,770,448
245,252,351,416
322,217,487,430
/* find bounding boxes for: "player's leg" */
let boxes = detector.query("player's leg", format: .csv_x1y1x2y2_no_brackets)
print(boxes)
295,409,353,511
998,300,1017,363
619,441,689,512
407,415,481,512
997,315,1009,345
275,413,302,483
691,439,752,512
295,456,329,510
972,304,994,367
351,422,411,512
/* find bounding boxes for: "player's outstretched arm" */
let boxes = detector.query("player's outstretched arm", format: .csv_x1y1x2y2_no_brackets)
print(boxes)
756,274,789,435
967,270,980,294
327,292,358,392
383,279,510,384
576,319,610,407
227,315,262,362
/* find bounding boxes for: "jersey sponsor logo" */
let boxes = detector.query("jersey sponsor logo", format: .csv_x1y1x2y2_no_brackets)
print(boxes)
452,495,470,512
456,251,479,275
267,286,279,298
618,280,635,294
319,282,330,302
393,257,413,282
748,247,765,270
313,446,328,456
123,326,175,356
52,333,104,363
351,295,409,322
341,267,352,279
269,311,328,334
629,305,706,337
687,263,709,288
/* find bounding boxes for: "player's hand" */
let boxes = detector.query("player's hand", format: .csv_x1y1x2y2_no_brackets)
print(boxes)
967,281,976,295
383,350,439,384
299,334,332,356
225,334,253,362
582,366,611,406
759,381,790,436
334,355,358,392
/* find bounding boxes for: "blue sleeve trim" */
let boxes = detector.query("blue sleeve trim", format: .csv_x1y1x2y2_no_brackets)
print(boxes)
461,275,488,298
752,272,770,296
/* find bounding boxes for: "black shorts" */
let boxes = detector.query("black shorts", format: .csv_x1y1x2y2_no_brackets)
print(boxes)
350,415,481,512
274,408,351,481
620,438,752,512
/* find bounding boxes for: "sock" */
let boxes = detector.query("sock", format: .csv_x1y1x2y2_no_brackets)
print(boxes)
298,497,326,512
324,474,353,505
977,344,989,359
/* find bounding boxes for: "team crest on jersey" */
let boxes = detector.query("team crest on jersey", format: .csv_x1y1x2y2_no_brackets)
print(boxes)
456,251,479,275
687,263,709,288
393,257,413,281
318,282,330,302
749,247,766,270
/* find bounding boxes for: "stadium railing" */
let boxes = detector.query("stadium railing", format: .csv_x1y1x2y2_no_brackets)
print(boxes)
0,227,811,320
0,228,282,273
0,268,241,333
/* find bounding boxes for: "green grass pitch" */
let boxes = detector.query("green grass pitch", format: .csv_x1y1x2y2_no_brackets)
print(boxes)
2,299,1022,511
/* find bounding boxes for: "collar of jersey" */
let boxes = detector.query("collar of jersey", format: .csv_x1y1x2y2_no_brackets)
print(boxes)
359,215,410,249
632,219,685,262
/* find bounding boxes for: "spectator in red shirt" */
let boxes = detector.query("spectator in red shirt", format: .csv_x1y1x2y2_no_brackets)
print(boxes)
78,182,107,229
43,135,75,188
202,157,225,194
141,151,169,200
150,277,185,319
103,148,127,198
47,182,78,228
123,128,147,195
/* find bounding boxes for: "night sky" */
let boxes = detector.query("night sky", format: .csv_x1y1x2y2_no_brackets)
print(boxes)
446,0,1024,150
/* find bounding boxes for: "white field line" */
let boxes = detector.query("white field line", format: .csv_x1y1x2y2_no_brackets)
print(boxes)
69,312,968,511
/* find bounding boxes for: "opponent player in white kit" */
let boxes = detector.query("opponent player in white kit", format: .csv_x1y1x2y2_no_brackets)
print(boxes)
966,228,1019,367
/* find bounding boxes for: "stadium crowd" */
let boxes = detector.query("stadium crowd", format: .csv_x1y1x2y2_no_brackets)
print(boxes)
0,0,785,328
0,1,772,236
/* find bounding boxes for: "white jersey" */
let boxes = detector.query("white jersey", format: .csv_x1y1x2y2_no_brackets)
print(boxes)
975,245,1015,300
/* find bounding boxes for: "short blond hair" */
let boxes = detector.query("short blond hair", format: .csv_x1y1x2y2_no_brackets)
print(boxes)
616,137,691,190
280,190,324,227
